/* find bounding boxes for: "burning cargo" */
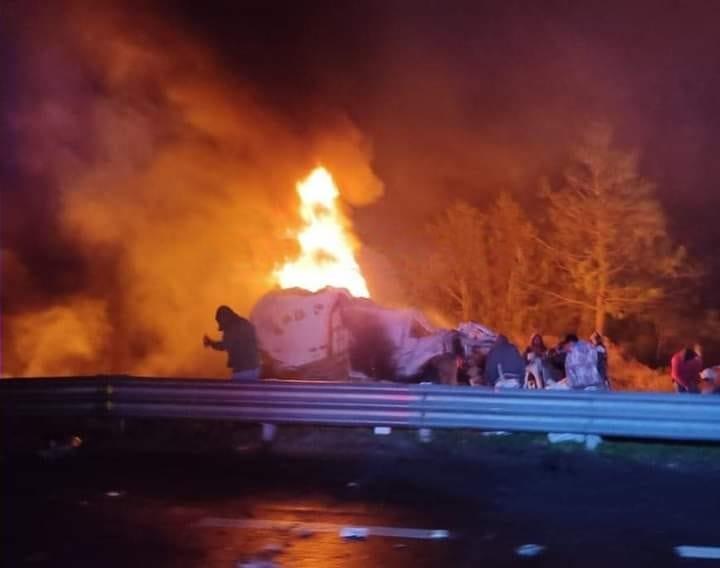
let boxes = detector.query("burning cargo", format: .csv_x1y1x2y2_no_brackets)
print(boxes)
250,287,496,382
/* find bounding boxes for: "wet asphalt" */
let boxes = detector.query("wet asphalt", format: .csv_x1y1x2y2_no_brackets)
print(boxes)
3,432,720,567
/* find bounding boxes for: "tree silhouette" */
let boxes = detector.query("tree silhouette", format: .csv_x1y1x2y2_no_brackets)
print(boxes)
542,123,688,334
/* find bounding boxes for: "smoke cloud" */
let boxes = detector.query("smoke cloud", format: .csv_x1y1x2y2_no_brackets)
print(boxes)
2,2,382,376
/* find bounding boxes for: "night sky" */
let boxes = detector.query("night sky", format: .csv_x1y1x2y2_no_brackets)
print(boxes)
176,0,720,252
3,0,720,375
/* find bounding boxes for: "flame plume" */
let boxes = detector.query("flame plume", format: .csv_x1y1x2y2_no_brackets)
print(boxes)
276,167,370,297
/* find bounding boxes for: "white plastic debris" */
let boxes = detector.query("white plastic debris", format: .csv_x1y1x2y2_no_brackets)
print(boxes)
584,434,603,451
340,527,369,540
105,491,123,498
515,544,546,557
373,426,392,435
547,433,586,444
346,481,359,488
547,433,603,450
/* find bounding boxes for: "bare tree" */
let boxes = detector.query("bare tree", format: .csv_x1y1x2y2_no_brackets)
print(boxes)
542,124,690,334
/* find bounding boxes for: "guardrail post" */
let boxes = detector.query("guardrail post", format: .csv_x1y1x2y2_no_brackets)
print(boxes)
418,388,432,442
418,428,432,443
261,423,277,443
104,377,126,437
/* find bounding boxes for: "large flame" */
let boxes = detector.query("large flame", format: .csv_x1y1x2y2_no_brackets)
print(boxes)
276,167,370,297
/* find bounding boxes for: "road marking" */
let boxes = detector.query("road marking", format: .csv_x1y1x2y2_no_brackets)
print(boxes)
675,546,720,559
197,517,450,540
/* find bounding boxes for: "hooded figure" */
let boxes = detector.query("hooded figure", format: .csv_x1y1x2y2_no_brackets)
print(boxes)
484,335,526,388
204,305,260,380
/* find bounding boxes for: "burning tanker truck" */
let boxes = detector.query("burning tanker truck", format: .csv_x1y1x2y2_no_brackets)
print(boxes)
255,167,496,382
250,287,496,383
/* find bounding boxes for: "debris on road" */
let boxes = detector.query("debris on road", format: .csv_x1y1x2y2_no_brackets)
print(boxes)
292,527,315,539
515,544,546,557
105,490,124,497
339,527,369,540
37,435,83,461
547,432,603,450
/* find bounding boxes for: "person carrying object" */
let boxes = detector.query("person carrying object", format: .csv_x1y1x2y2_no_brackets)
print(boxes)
204,305,261,380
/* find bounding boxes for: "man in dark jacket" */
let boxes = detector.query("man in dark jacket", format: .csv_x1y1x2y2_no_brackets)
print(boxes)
204,305,260,380
484,335,526,388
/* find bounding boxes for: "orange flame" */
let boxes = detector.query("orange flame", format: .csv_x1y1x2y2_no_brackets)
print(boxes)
276,167,370,297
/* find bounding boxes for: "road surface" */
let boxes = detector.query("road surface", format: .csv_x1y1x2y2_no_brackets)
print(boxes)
3,433,720,567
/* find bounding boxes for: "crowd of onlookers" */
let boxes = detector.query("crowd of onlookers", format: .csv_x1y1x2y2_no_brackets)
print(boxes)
459,331,719,394
458,332,610,391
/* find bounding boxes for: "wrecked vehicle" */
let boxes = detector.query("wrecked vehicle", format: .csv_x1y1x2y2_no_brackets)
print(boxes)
250,287,497,383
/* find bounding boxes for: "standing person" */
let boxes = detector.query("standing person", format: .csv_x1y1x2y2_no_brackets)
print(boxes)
670,346,702,393
204,305,261,380
590,331,610,389
484,335,526,388
563,334,605,390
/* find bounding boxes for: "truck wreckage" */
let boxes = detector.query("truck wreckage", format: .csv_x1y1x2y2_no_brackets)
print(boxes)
250,287,497,383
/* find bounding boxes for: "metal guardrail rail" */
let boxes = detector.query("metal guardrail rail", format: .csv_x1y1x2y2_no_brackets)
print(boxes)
2,376,720,441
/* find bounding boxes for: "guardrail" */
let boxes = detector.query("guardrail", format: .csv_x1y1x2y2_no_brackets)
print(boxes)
2,376,720,442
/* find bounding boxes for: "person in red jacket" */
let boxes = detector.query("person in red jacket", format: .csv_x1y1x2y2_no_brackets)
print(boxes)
670,346,702,393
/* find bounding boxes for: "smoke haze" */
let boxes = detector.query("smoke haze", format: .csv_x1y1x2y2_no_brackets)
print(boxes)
2,2,382,376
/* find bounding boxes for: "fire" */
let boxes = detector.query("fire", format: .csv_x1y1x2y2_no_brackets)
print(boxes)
276,167,370,297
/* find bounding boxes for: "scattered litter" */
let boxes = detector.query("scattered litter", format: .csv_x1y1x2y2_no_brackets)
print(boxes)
293,527,315,539
481,431,511,437
340,527,369,540
105,491,124,498
373,426,392,436
584,434,602,451
38,435,83,461
259,544,283,557
547,433,603,450
236,542,284,568
547,433,585,444
515,544,546,557
237,559,279,568
675,546,720,559
418,428,432,443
